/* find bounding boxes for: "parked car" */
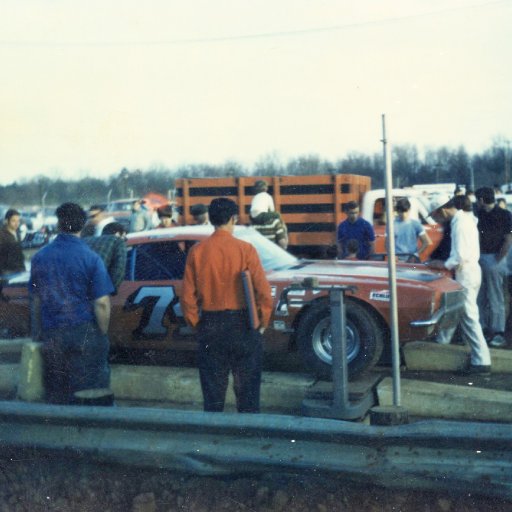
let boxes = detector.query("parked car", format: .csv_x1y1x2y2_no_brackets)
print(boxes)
0,226,463,378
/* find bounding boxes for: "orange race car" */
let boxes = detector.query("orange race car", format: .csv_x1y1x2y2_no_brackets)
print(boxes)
0,225,463,378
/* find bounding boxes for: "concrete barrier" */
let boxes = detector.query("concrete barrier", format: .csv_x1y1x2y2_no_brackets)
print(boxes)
0,338,31,355
112,365,315,413
0,339,315,411
377,377,512,422
403,341,512,373
17,342,44,402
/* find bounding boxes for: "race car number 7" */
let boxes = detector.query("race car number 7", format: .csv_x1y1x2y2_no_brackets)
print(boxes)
124,286,182,337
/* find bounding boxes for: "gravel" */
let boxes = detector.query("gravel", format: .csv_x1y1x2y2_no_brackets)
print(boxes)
0,450,510,512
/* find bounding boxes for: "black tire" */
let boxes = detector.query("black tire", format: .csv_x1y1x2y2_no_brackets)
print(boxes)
296,299,384,380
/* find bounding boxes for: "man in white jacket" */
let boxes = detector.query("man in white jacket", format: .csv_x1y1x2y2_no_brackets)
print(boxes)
428,195,491,374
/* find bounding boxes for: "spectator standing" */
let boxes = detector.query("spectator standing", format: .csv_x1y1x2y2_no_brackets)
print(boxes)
30,203,114,404
190,203,210,225
156,204,177,228
429,196,491,374
129,199,152,233
84,222,127,294
250,180,275,220
337,201,375,260
250,211,288,250
475,187,512,348
85,205,115,237
181,198,273,413
394,198,432,260
0,209,25,276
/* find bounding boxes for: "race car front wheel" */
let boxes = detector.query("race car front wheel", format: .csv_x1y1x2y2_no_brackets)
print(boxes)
296,299,384,380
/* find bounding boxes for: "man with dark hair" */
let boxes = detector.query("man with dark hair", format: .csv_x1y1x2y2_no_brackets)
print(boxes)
156,204,176,228
394,198,432,260
0,208,25,276
344,239,360,260
129,199,152,232
181,197,273,413
337,201,375,259
30,202,114,404
474,187,512,348
84,221,127,293
190,203,210,225
429,195,491,374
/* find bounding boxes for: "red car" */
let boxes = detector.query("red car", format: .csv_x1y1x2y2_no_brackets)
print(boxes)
1,226,463,378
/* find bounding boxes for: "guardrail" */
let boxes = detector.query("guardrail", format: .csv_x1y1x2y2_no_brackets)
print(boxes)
0,400,510,498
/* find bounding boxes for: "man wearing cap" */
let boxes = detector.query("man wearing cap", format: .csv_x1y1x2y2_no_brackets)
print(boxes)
30,202,114,404
428,195,491,374
181,198,273,413
190,203,210,225
156,204,177,228
474,187,512,348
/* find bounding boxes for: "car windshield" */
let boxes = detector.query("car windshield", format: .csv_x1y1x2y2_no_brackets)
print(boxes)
234,227,298,271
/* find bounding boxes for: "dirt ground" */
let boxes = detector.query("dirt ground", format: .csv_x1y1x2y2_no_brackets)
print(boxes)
0,452,511,512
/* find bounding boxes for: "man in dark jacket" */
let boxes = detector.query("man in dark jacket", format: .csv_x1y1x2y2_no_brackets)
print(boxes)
0,209,25,276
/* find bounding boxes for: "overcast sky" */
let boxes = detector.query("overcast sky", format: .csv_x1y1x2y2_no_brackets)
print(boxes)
0,0,510,185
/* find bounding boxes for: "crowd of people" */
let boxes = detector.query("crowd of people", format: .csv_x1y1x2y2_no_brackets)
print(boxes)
0,181,511,411
335,185,512,375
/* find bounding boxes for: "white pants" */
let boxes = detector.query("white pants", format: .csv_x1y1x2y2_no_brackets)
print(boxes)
437,265,491,366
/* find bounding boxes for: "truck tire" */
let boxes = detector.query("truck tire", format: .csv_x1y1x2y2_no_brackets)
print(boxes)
296,300,384,380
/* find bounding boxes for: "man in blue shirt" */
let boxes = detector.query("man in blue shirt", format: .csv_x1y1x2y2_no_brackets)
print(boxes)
337,201,376,260
394,198,432,261
30,203,114,405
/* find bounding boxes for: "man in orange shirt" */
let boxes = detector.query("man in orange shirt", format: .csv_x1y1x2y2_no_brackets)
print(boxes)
181,198,273,413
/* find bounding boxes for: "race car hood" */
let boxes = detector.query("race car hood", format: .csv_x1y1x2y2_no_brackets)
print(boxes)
272,259,443,284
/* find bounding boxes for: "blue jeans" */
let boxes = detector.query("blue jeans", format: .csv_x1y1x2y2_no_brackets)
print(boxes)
197,311,263,413
478,253,507,334
42,321,110,405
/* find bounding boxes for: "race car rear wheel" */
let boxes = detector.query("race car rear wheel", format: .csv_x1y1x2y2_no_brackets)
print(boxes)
296,299,384,380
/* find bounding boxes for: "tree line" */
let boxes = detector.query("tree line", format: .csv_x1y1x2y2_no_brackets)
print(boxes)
1,140,510,208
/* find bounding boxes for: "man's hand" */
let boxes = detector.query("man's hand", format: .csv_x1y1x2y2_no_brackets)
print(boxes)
93,295,111,335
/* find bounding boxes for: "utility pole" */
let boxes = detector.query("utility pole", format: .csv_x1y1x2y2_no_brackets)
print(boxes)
381,114,401,407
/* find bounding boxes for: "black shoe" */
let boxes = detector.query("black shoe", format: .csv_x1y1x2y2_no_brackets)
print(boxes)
459,364,491,376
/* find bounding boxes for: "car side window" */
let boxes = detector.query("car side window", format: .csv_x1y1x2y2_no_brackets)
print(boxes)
132,241,188,281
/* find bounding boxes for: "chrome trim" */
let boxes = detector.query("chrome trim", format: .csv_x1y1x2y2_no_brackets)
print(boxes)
410,290,464,328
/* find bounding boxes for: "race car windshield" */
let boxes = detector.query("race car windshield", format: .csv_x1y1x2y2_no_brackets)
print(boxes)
234,227,297,272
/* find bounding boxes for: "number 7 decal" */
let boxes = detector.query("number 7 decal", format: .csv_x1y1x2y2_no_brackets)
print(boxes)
124,286,182,338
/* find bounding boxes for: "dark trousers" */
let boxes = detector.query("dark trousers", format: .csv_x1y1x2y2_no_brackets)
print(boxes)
197,311,263,413
41,321,110,405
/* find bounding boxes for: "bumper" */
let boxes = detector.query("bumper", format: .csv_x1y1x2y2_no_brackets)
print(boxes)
410,290,464,335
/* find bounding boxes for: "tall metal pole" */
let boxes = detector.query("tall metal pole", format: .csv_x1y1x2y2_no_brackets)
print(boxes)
381,114,401,406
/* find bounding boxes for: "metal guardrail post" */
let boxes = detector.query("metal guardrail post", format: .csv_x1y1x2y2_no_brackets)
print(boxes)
279,280,374,420
301,285,374,420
